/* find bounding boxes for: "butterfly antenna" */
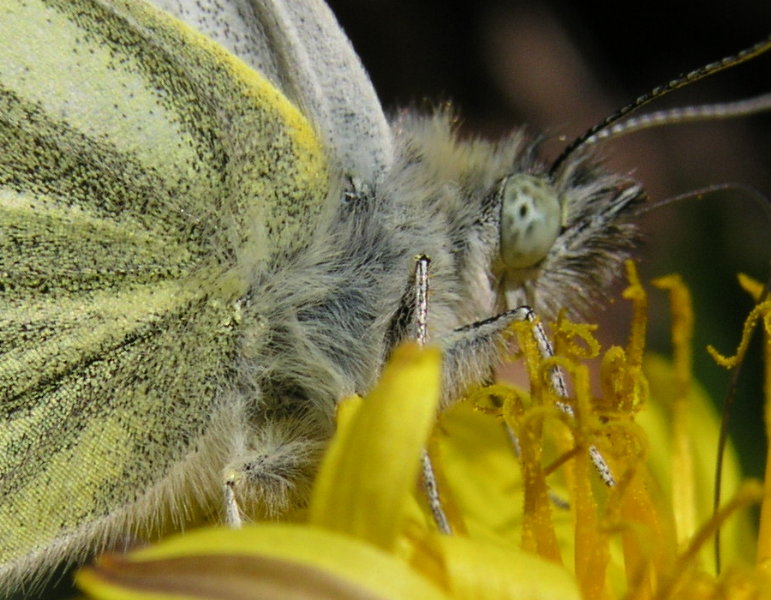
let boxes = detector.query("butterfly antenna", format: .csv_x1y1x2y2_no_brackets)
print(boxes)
587,92,771,143
549,35,771,178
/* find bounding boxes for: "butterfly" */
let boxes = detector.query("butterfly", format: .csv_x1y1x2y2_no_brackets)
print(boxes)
1,0,768,594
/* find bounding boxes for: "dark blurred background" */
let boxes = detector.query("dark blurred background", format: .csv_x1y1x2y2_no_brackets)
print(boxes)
326,0,770,478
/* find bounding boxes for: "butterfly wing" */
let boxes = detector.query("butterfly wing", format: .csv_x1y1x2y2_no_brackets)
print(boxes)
0,0,328,582
152,0,393,182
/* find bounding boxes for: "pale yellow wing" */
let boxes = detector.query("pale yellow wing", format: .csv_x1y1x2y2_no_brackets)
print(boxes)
0,0,328,584
152,0,394,181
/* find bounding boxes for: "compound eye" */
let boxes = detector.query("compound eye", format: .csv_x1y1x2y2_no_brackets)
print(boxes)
499,174,562,269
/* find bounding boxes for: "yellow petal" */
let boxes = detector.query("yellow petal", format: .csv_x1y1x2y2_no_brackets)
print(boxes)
430,534,580,600
309,343,442,551
641,354,755,568
77,524,449,600
434,396,522,543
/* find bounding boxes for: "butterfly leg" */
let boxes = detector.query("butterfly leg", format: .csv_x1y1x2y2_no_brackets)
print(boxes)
410,256,453,534
442,305,616,487
224,478,242,529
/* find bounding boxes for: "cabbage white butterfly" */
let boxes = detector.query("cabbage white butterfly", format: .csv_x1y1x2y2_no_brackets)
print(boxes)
0,0,767,595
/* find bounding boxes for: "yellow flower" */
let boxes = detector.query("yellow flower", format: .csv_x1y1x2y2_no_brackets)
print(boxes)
77,264,771,599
